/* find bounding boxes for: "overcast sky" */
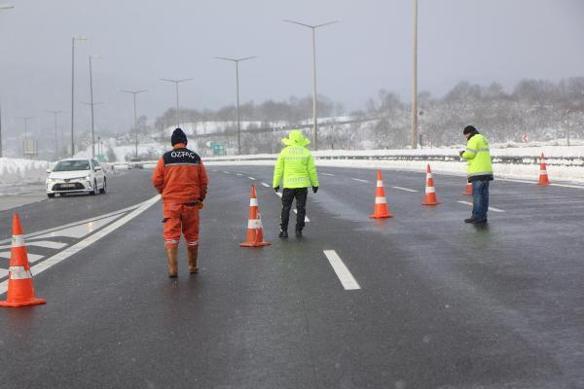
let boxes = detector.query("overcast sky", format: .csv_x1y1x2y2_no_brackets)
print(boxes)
0,0,583,137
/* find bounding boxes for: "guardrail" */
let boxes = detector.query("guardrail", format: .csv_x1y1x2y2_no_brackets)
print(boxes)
110,154,584,167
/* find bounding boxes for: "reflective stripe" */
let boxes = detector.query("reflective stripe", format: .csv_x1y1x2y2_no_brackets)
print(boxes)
540,170,548,175
249,198,258,207
465,148,477,153
186,241,199,246
165,239,179,244
248,219,262,229
12,234,25,247
426,173,433,179
478,147,490,152
376,180,383,187
9,266,32,280
375,197,387,204
425,187,435,194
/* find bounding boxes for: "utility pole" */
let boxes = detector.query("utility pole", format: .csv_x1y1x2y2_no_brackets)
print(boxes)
121,89,147,159
47,110,64,160
411,0,419,149
284,19,338,151
215,56,256,155
70,36,87,156
160,78,192,128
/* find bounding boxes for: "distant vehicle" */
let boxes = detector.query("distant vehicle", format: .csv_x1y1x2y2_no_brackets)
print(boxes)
46,158,107,198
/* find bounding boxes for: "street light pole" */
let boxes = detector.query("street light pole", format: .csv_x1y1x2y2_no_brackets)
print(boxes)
0,5,15,158
88,55,100,158
215,56,256,155
284,19,338,151
121,89,147,159
47,110,64,160
411,0,419,149
70,35,87,157
160,78,193,128
18,116,33,157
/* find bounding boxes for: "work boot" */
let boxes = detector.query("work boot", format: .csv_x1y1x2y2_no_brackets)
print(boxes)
166,246,178,278
464,217,476,224
472,218,488,224
295,228,303,239
187,245,199,274
279,230,288,239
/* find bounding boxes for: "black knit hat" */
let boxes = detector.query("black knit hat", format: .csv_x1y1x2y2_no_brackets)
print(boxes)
171,128,187,146
463,125,478,135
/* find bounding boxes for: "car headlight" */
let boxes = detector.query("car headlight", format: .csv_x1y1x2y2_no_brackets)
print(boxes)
85,176,92,181
46,178,56,183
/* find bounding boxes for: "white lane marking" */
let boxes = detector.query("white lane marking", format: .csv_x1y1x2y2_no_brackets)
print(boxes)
0,195,161,296
323,250,361,291
351,178,369,183
392,186,418,193
223,170,231,174
275,192,282,198
0,251,44,263
236,173,243,176
261,182,271,188
292,209,310,223
247,177,256,181
34,214,123,239
0,269,7,278
322,173,335,176
0,240,68,250
457,201,505,213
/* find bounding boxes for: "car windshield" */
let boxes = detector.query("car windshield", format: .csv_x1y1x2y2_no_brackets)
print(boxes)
53,160,90,172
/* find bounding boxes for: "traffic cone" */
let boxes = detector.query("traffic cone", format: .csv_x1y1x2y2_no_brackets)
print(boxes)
0,213,46,308
369,170,393,219
538,153,550,186
422,164,440,206
463,182,472,196
240,185,271,248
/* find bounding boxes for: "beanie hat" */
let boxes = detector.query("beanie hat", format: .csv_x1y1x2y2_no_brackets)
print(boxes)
463,125,478,135
171,128,187,146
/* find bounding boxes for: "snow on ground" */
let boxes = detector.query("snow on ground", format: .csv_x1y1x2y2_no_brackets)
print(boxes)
0,157,50,186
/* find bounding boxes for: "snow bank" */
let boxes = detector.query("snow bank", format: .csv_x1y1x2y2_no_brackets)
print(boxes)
0,158,50,185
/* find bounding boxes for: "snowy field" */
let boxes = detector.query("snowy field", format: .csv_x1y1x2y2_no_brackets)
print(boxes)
0,158,50,186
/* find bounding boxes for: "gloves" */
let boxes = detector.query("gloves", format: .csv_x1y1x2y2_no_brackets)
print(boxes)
312,186,319,194
274,186,280,193
459,150,465,158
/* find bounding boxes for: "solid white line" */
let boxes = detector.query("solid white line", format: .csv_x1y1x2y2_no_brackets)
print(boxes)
392,186,418,193
351,178,369,183
292,209,310,222
323,250,361,291
0,195,161,296
457,201,505,213
261,182,271,188
322,173,335,176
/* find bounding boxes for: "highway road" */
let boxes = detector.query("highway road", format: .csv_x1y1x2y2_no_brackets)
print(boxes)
1,166,583,388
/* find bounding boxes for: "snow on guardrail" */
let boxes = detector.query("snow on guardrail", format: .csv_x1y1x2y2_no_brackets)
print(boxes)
0,158,51,185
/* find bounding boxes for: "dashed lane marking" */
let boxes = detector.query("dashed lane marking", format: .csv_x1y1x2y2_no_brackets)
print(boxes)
236,173,243,176
248,177,256,181
275,192,283,198
292,209,310,223
261,182,271,188
351,178,369,184
323,250,361,291
457,200,505,213
392,186,419,193
322,173,335,176
0,269,7,278
223,170,231,174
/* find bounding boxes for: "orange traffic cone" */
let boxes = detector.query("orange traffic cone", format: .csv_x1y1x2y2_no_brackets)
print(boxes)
369,170,393,219
422,164,440,206
0,213,46,308
463,182,473,196
240,185,271,248
538,153,550,186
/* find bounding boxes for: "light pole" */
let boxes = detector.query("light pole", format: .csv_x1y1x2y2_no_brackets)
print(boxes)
47,110,64,160
121,89,147,159
284,19,338,150
411,0,419,149
160,78,192,128
18,116,33,157
0,4,14,158
88,55,102,158
215,56,256,155
70,35,87,157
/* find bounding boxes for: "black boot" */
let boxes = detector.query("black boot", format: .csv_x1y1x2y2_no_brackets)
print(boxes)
279,230,288,239
464,217,476,223
295,228,303,239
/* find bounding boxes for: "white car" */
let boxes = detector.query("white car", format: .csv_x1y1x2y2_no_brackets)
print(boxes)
46,158,107,198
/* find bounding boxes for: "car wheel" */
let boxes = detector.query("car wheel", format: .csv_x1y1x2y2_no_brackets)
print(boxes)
90,179,97,195
47,193,55,198
100,178,107,194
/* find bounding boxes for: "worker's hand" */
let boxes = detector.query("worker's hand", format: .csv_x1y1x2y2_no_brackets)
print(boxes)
197,202,204,210
459,150,465,158
274,186,280,193
312,186,319,194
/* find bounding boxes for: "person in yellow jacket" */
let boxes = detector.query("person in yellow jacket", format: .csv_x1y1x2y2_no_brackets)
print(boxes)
460,125,493,224
273,130,319,238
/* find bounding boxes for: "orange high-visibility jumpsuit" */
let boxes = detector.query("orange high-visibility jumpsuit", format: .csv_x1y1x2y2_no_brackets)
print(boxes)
152,143,208,248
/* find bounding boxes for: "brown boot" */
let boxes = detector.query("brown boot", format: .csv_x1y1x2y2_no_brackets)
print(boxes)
166,246,178,278
187,245,199,274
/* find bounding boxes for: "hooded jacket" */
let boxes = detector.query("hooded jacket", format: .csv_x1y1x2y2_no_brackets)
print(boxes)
272,130,319,189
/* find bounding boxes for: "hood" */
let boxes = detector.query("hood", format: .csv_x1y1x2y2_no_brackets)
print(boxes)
281,130,310,147
48,170,91,180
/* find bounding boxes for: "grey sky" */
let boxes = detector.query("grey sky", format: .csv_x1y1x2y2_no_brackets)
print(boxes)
0,0,583,136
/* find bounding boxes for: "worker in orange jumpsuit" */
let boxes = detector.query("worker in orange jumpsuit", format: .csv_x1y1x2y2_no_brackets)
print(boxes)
152,128,208,277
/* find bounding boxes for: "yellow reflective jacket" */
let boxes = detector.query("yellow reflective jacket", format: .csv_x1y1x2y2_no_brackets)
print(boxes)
462,133,494,181
272,130,319,189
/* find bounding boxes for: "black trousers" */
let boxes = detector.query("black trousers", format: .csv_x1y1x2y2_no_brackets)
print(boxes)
280,188,308,232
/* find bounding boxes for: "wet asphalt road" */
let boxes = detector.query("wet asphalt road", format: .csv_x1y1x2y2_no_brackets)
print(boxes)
0,165,583,388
